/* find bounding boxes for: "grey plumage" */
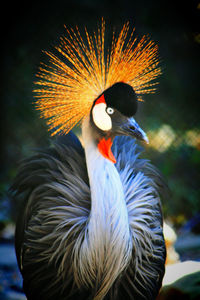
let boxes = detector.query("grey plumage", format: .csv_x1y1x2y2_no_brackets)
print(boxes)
11,21,166,299
11,133,166,300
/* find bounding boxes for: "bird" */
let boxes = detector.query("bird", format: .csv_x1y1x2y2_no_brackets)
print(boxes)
11,20,166,300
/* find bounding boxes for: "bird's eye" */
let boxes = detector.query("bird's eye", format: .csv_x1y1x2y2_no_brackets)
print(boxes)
106,107,114,115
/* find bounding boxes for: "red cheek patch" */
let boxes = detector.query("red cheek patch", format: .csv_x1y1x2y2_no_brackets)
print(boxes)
98,137,116,164
95,94,106,105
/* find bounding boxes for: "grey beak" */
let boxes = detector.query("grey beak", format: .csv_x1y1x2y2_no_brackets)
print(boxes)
121,117,149,144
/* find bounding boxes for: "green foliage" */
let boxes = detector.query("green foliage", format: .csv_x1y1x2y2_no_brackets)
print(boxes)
160,271,200,299
145,143,200,226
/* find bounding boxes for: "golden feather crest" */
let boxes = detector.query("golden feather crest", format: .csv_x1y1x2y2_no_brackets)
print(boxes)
34,20,161,136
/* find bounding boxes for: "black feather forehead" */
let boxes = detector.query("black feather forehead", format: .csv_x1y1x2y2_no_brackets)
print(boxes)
103,82,138,117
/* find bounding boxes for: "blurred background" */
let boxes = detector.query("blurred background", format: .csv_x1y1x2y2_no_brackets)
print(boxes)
0,0,200,299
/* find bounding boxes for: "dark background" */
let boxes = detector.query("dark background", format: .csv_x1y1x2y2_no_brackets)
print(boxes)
1,0,200,227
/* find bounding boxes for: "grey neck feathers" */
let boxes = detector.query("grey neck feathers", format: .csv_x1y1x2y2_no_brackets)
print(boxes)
77,118,132,299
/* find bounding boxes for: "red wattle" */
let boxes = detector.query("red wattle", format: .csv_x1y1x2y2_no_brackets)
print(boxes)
97,137,116,164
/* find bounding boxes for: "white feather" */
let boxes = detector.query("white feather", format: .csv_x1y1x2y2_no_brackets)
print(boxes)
79,117,132,299
92,103,112,131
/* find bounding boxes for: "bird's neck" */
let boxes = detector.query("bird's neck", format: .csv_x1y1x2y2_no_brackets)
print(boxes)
79,118,132,299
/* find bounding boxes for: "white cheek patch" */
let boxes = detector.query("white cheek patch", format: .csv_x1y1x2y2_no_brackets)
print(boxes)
92,103,112,131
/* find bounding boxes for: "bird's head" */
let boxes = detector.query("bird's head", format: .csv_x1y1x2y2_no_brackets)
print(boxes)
90,82,148,162
34,20,161,163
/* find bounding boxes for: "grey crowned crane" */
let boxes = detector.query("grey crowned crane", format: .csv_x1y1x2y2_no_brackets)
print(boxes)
11,20,166,300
